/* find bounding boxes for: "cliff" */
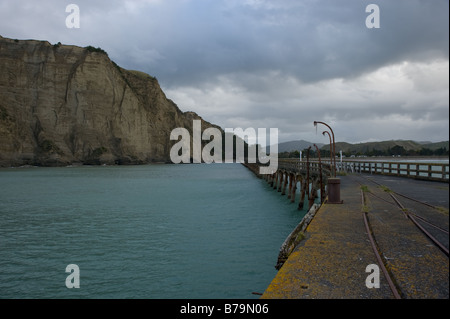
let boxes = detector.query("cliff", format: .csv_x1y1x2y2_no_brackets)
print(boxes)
0,36,221,166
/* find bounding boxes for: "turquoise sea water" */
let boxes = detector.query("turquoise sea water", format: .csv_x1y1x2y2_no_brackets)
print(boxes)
0,163,307,299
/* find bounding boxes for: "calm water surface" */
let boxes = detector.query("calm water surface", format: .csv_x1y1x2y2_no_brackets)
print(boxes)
0,164,306,299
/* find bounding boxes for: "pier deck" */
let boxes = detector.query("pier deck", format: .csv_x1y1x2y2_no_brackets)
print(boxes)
261,174,449,299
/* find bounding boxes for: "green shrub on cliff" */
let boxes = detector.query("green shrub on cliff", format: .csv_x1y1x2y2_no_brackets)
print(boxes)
85,46,108,56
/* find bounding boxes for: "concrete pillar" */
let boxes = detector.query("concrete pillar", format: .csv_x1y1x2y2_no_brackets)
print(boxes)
290,176,297,203
298,179,307,210
309,183,317,210
281,172,288,195
277,172,284,192
273,172,279,189
287,173,293,199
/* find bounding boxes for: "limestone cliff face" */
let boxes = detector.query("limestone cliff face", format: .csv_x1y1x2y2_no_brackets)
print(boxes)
0,36,220,166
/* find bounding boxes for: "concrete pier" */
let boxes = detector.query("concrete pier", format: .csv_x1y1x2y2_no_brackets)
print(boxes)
261,174,449,299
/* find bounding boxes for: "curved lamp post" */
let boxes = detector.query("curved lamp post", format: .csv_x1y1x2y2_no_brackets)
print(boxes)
314,121,336,177
322,130,335,177
313,121,342,204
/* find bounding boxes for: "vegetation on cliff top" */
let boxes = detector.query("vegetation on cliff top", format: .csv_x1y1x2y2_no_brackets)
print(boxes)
84,45,108,55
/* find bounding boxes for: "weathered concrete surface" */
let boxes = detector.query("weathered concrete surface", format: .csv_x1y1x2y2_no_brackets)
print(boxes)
262,174,449,299
361,174,449,211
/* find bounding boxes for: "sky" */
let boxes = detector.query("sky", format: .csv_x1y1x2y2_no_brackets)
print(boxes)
0,0,448,145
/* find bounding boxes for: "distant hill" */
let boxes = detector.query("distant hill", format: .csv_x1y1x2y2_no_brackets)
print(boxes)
274,139,449,153
275,139,448,157
421,141,450,151
274,140,324,153
320,140,449,155
322,140,421,153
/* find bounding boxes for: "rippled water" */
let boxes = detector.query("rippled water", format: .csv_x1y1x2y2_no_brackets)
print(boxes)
0,164,307,299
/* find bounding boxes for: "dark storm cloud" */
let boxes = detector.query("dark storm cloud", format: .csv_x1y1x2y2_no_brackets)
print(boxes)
1,0,447,86
116,0,449,88
0,0,448,143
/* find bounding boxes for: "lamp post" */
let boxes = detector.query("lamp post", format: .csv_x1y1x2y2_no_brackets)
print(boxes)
313,121,342,204
322,130,335,177
314,121,336,177
306,146,311,201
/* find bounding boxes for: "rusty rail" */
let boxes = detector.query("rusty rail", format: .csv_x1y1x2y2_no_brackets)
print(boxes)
361,189,402,299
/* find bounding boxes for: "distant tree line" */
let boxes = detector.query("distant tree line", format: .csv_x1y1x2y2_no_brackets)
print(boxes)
278,146,449,158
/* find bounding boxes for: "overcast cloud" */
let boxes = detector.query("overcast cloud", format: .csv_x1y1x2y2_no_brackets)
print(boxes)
0,0,448,144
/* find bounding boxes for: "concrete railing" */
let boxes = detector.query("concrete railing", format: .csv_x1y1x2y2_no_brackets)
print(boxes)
278,158,449,182
337,160,449,182
277,158,332,177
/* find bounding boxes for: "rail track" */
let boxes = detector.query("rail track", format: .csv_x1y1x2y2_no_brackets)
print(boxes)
360,175,449,256
352,174,449,298
361,188,402,299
